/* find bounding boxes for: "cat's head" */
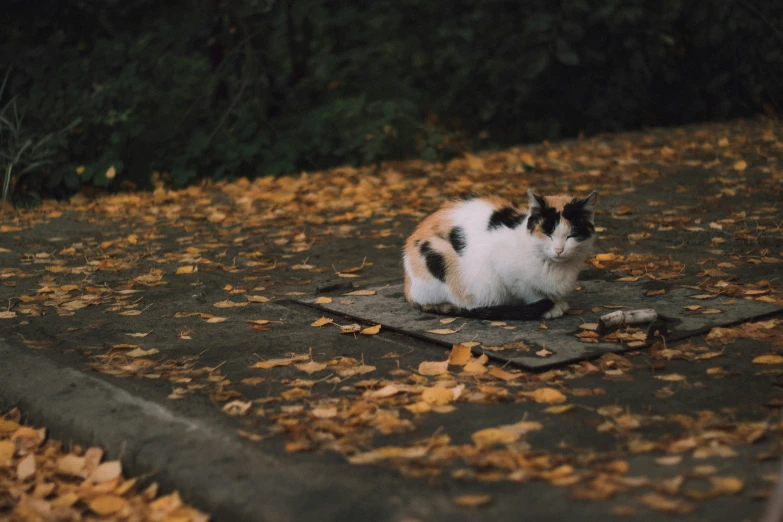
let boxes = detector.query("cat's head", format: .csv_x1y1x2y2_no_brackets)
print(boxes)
525,189,598,262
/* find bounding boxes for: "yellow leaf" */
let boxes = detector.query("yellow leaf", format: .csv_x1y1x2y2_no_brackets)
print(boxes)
56,454,86,476
311,317,334,327
709,476,743,495
344,289,376,296
246,319,271,326
753,354,783,364
447,344,472,365
426,327,463,335
462,362,488,374
418,360,449,376
0,311,17,319
246,295,271,303
0,440,14,466
366,385,400,398
16,454,35,480
464,153,485,172
440,317,457,324
105,165,117,179
89,461,122,483
360,324,382,335
252,354,309,369
488,367,524,382
655,373,687,381
522,387,566,404
453,494,492,507
421,386,454,406
544,404,574,414
295,361,328,374
314,296,332,304
213,300,248,308
205,316,228,323
0,420,21,433
733,160,747,171
89,495,128,516
176,265,197,274
472,427,520,447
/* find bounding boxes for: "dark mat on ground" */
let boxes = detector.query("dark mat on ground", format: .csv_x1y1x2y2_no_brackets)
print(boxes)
297,280,783,370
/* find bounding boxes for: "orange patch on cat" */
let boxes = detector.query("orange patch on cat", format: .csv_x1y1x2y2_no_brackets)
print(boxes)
543,195,573,211
483,195,515,211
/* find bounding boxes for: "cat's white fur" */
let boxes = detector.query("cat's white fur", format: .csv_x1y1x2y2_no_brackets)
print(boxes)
404,190,597,318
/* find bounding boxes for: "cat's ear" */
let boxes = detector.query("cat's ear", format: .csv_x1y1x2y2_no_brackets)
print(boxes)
527,189,546,210
581,191,598,212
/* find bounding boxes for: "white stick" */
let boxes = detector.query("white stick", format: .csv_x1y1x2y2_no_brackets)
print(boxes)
598,309,658,334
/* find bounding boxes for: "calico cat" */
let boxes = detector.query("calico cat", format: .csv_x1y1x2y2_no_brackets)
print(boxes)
403,189,597,320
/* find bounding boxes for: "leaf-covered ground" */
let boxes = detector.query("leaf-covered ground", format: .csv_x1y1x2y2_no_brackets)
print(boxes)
0,408,209,521
1,117,783,520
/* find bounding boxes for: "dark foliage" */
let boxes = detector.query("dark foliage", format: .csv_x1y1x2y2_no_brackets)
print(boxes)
1,0,781,202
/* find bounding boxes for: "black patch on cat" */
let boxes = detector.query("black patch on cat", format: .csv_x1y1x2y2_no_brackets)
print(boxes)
527,204,560,236
562,198,595,241
449,227,466,255
420,241,447,282
456,193,479,202
488,207,523,230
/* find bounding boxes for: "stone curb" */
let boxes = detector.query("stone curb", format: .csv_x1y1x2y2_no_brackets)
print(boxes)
0,338,459,522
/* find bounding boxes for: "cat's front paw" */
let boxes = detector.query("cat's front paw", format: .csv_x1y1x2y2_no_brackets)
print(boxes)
543,301,568,319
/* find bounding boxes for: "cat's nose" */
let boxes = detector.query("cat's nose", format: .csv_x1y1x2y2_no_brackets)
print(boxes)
554,247,564,256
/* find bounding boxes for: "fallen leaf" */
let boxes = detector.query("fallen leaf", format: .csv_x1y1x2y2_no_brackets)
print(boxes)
311,317,333,327
488,368,524,382
522,388,566,404
360,324,382,335
56,454,86,476
472,427,520,447
252,354,309,369
16,454,35,480
453,494,492,507
367,385,400,398
213,299,248,308
89,495,128,516
426,327,463,335
753,355,783,364
176,265,197,274
733,160,747,171
448,344,473,365
126,347,160,357
344,289,376,296
246,295,271,303
421,386,454,406
418,360,449,375
655,373,687,381
0,440,14,466
536,348,553,357
544,404,574,414
708,476,744,495
125,332,151,338
440,317,457,324
222,400,252,416
314,297,332,304
340,324,361,333
463,362,488,374
0,311,18,319
89,461,122,483
295,361,327,374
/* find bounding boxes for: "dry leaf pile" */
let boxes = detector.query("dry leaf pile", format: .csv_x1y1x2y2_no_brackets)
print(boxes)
0,408,209,522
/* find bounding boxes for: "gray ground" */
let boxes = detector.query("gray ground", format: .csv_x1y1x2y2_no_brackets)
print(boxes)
1,118,782,521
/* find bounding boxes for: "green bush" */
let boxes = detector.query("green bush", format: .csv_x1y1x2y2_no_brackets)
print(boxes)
1,0,781,203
